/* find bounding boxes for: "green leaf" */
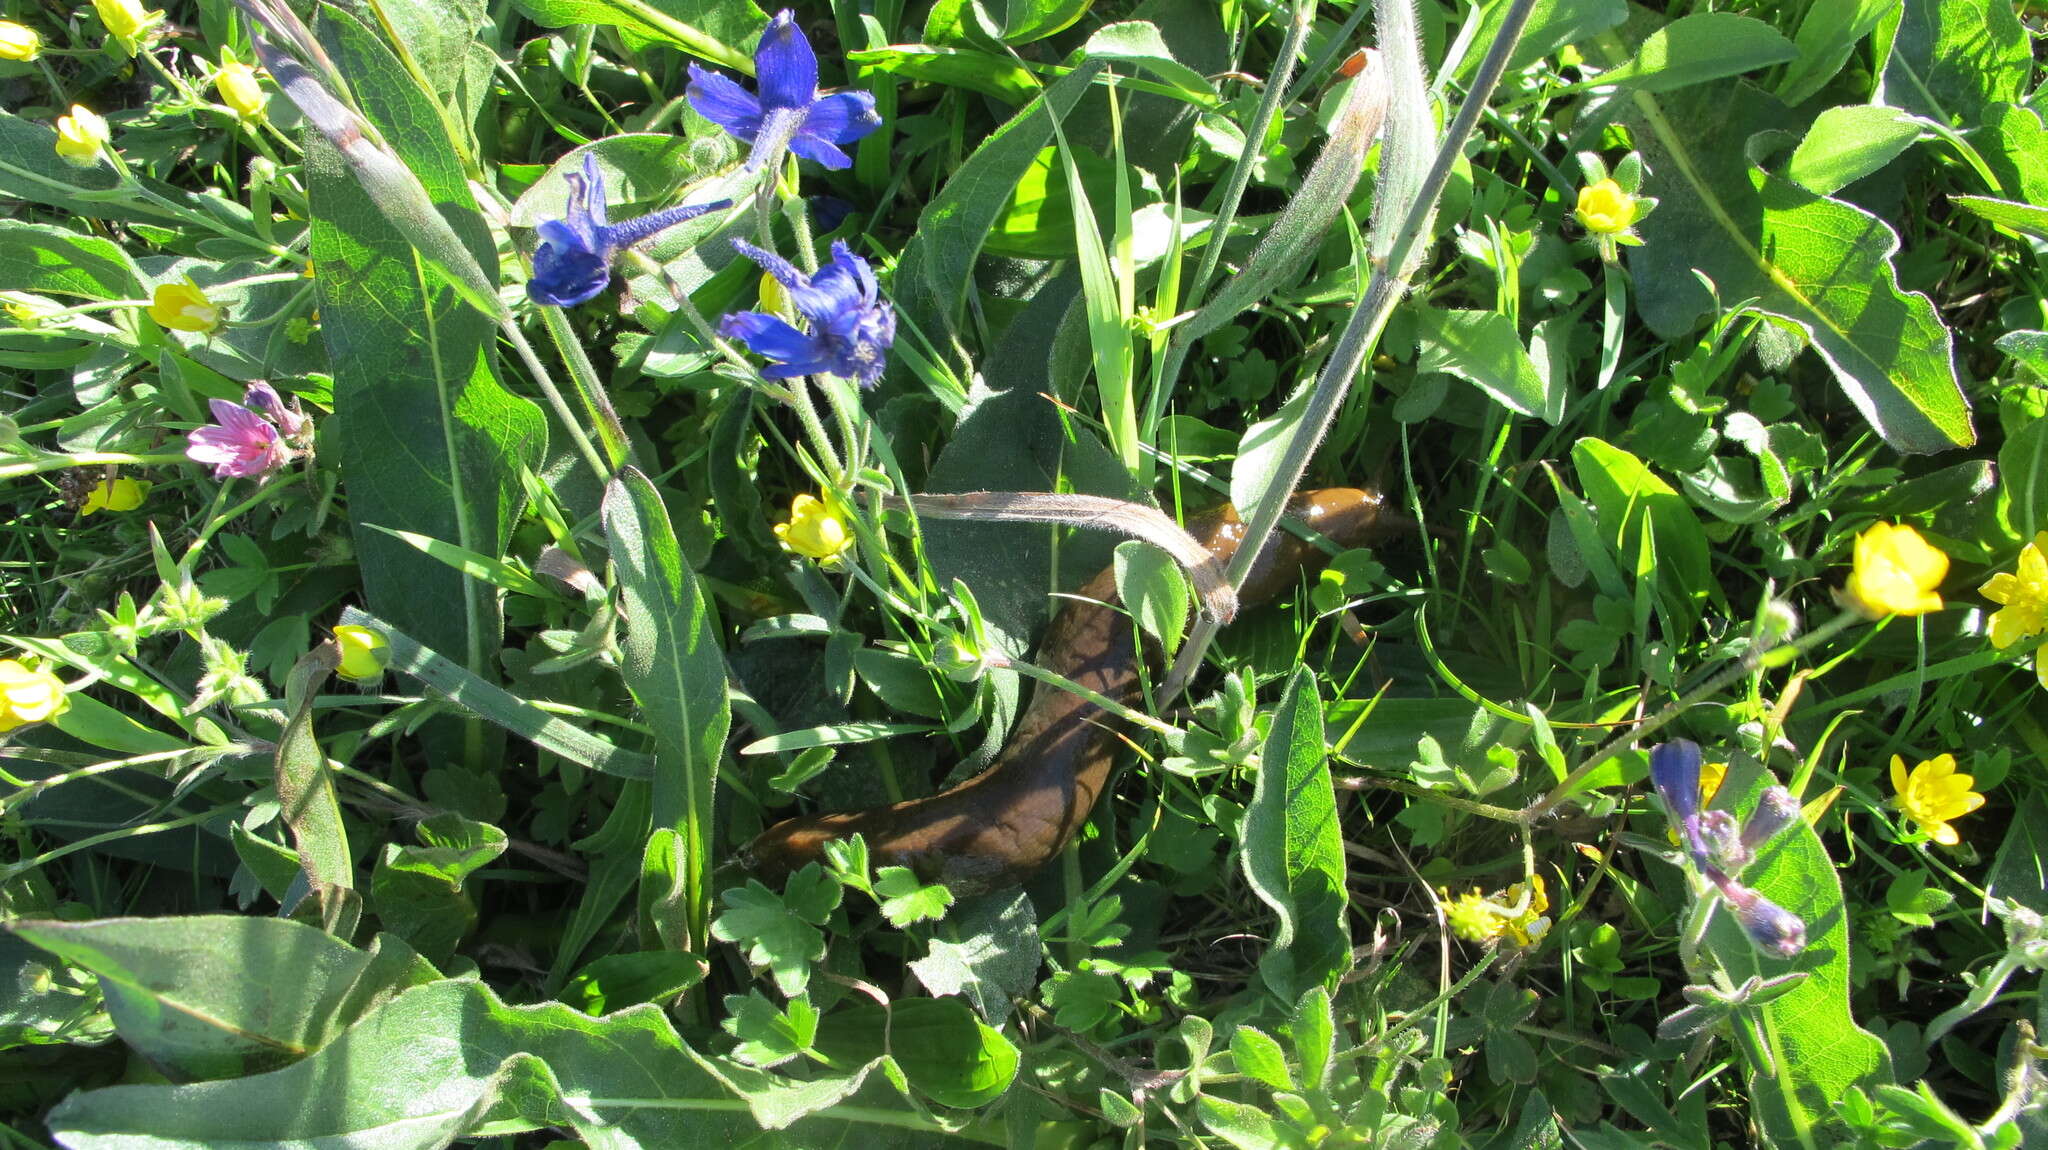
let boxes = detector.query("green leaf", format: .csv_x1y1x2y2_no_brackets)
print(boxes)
1596,13,1798,93
873,867,955,928
1952,194,2048,240
1113,540,1191,656
9,916,435,1081
275,646,355,933
1458,0,1628,78
1288,985,1336,1093
908,888,1040,1019
811,998,1020,1109
1998,411,2048,538
1570,438,1711,639
1698,758,1894,1145
1786,106,1923,196
1198,1095,1285,1149
720,989,817,1067
1229,1027,1293,1091
891,62,1104,373
845,44,1038,103
710,879,832,997
308,11,544,684
0,221,144,302
44,978,946,1147
1416,308,1559,422
1240,668,1349,1000
369,812,508,964
1618,80,1973,453
565,950,708,1016
602,467,730,954
1876,0,2031,127
1777,0,1901,107
510,0,762,69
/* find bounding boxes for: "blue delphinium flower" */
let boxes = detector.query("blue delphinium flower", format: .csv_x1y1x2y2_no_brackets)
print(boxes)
1649,739,1706,860
528,155,731,307
721,239,895,387
686,9,880,170
1647,739,1808,959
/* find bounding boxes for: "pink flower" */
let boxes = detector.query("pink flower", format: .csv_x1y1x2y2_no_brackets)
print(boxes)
242,380,311,440
186,398,286,478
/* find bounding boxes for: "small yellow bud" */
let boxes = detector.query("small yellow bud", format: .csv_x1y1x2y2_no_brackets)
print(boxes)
214,53,267,121
773,492,853,564
53,105,110,167
332,625,390,682
0,21,42,62
79,477,149,515
0,659,69,733
759,272,791,317
91,0,163,55
1574,178,1635,236
147,278,225,334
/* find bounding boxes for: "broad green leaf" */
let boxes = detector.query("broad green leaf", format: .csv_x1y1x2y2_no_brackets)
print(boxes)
873,867,954,928
1084,21,1219,104
602,467,730,954
924,0,1093,45
1952,194,2048,240
1416,308,1558,422
1229,1027,1292,1091
9,916,436,1081
0,221,143,302
908,888,1040,1020
1595,14,1797,93
1199,1095,1286,1149
891,62,1104,373
711,879,830,997
44,978,950,1147
810,998,1019,1109
1571,438,1711,637
1113,540,1191,656
1617,80,1971,453
1986,794,2048,914
510,0,762,69
1458,0,1628,78
275,646,356,934
345,0,486,96
1980,103,2048,206
565,950,708,1016
1775,0,1899,107
1698,758,1893,1145
1998,412,2048,537
369,812,508,965
1231,385,1312,527
1876,0,2030,127
308,10,544,686
1240,668,1348,1001
1786,105,1922,196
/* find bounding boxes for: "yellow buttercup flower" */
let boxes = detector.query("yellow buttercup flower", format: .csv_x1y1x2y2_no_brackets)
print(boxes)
1890,753,1984,847
1841,522,1948,619
214,52,267,121
91,0,163,55
0,659,69,732
1981,532,2048,650
332,624,390,682
79,477,149,515
1575,179,1635,235
0,20,42,61
1443,888,1503,943
774,492,853,564
53,105,109,167
147,278,225,334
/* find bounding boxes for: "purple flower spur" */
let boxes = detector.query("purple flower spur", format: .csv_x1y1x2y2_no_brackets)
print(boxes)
528,154,730,307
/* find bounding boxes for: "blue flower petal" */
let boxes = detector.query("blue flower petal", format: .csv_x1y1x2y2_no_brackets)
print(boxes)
731,239,838,317
787,131,854,170
686,63,764,141
801,90,881,146
573,153,609,232
755,9,817,111
721,309,820,360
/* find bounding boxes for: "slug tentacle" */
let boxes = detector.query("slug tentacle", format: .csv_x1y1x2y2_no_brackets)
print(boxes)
739,487,1388,895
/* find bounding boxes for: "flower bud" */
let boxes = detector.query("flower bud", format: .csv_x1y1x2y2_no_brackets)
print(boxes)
1575,179,1636,236
1741,786,1801,853
934,631,1004,684
1722,883,1806,959
0,659,69,732
332,624,390,682
215,52,268,121
1697,809,1752,872
53,106,110,168
147,279,226,334
0,21,42,62
91,0,163,55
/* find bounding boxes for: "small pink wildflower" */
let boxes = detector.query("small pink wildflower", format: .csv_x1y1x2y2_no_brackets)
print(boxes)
186,398,286,479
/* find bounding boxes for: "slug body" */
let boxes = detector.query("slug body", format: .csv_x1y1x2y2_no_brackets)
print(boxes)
741,488,1388,895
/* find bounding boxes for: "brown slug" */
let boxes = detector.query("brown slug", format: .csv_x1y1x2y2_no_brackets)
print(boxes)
739,488,1390,896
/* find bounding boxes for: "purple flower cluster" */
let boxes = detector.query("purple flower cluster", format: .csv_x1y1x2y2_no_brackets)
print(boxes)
186,381,313,480
1650,739,1807,958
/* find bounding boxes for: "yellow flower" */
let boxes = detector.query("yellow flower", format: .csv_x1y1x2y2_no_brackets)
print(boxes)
147,278,225,334
759,272,790,317
79,477,149,515
1499,874,1551,947
1575,178,1635,236
1841,522,1948,619
332,625,390,682
0,20,42,61
1981,532,2048,650
213,52,267,121
0,659,69,732
1890,753,1984,847
774,492,853,564
91,0,163,54
1443,888,1503,943
53,105,109,167
1699,760,1727,806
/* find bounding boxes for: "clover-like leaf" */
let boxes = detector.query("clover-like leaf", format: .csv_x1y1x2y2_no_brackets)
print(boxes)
711,880,827,996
